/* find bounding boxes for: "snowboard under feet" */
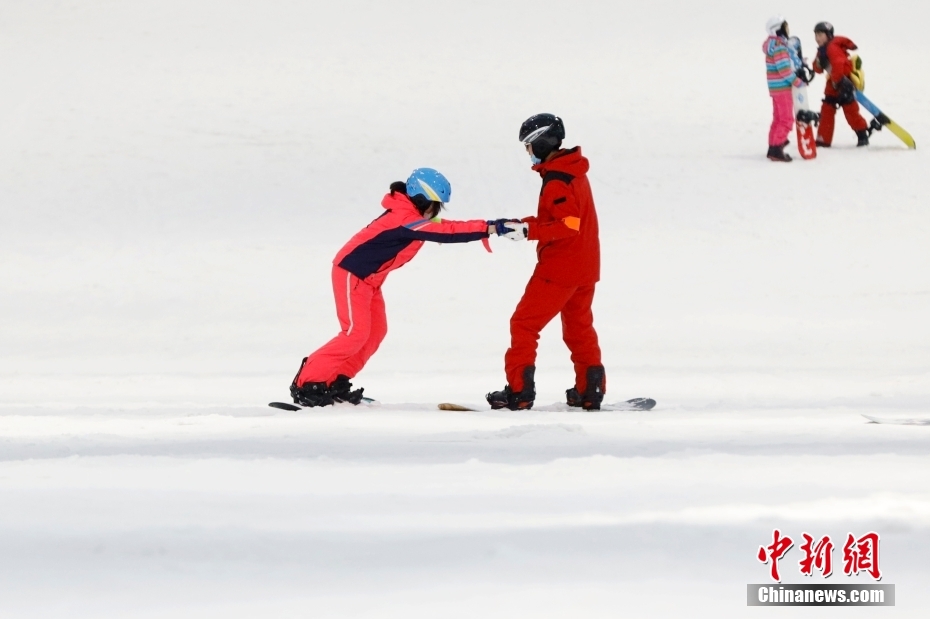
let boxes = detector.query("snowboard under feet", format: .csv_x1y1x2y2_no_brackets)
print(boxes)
438,398,657,412
607,397,657,411
269,398,657,412
269,398,375,411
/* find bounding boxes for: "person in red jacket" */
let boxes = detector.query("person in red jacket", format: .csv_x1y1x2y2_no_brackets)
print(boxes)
486,114,605,410
290,168,515,407
812,21,870,147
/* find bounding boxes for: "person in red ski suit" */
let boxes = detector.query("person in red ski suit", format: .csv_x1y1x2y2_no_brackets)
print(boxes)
812,21,870,147
486,114,605,410
290,168,514,407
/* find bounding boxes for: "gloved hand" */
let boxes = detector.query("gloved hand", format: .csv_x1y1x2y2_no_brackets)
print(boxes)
795,65,813,85
500,221,529,241
488,218,520,236
834,76,855,105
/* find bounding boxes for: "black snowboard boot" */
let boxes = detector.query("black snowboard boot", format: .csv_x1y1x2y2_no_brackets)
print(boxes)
856,129,870,147
290,381,335,407
767,145,792,162
329,374,365,405
486,366,536,410
566,365,606,411
815,139,831,148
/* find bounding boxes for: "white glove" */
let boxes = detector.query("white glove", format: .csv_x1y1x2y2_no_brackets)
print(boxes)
501,221,528,241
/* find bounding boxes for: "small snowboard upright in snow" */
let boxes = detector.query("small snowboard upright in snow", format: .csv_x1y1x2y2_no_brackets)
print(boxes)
788,36,818,160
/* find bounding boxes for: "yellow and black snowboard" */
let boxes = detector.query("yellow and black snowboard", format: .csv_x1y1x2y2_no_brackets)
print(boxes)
855,90,916,149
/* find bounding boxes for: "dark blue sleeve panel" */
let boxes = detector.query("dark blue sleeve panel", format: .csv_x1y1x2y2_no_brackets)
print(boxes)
402,219,490,244
337,222,489,280
403,228,488,243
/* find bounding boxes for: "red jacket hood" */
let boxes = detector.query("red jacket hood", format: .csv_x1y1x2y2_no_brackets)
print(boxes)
830,36,858,52
533,146,590,177
380,191,419,214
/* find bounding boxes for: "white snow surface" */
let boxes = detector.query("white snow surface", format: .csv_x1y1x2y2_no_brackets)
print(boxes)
2,0,929,616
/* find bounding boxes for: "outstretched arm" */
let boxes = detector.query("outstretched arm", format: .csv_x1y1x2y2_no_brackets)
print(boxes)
401,218,491,244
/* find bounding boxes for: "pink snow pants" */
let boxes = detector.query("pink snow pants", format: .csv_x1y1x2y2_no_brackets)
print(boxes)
296,266,387,386
769,90,794,147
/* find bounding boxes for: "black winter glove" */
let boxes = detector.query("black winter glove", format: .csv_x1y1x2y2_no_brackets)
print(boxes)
796,65,814,85
835,76,855,105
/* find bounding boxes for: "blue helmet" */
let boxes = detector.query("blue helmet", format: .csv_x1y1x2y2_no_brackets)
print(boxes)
406,168,451,204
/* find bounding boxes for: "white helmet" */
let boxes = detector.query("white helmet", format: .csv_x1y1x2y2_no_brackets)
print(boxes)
766,15,786,35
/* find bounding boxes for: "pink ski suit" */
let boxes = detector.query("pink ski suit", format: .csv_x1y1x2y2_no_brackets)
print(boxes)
296,191,490,386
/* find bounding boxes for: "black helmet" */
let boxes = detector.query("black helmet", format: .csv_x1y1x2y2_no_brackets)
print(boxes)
814,21,834,39
519,113,565,161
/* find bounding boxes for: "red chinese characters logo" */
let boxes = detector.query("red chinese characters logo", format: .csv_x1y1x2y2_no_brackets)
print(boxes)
843,532,882,580
758,530,882,581
757,529,794,582
799,533,833,577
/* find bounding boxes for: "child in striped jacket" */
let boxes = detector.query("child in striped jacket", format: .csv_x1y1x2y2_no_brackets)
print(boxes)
763,16,803,161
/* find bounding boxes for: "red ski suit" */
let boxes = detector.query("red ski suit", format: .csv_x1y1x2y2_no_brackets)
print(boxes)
813,36,868,144
505,147,603,393
297,191,490,386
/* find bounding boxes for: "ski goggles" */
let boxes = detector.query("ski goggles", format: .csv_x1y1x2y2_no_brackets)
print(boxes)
521,125,551,146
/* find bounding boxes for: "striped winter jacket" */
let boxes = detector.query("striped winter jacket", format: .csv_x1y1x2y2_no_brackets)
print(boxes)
763,35,801,93
333,191,490,287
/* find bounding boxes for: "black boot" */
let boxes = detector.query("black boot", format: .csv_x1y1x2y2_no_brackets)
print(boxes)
566,366,605,411
486,366,536,410
290,381,335,407
815,139,831,147
289,357,337,407
329,374,365,405
856,129,870,147
767,145,792,162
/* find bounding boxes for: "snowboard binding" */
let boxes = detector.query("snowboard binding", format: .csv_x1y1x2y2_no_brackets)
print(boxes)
796,110,821,126
290,381,335,407
328,375,365,405
289,357,365,407
566,366,606,411
487,367,536,411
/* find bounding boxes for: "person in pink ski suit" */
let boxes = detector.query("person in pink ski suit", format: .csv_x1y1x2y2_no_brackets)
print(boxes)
289,168,515,407
763,16,803,162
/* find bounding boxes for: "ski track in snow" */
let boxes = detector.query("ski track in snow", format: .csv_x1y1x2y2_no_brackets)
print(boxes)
3,0,930,616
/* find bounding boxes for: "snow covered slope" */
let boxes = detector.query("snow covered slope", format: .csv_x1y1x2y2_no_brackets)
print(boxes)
2,0,927,407
1,0,928,616
2,403,930,617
